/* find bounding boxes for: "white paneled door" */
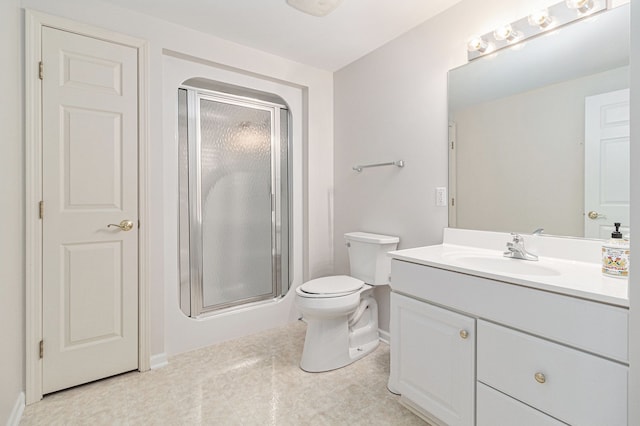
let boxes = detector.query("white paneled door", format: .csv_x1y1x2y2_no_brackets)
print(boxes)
41,26,139,394
584,89,630,239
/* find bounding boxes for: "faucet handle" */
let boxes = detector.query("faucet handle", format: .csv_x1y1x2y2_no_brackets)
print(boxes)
510,232,523,243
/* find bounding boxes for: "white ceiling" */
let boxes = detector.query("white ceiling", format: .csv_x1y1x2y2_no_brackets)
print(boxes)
100,0,463,71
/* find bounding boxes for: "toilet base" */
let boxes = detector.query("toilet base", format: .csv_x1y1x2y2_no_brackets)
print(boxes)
299,296,379,373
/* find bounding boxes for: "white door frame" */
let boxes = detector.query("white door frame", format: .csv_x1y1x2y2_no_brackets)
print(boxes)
24,9,150,404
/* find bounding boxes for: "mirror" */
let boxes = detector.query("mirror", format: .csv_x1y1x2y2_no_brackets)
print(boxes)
448,5,629,239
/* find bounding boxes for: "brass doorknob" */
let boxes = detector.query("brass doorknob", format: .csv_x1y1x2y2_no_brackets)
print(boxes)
588,211,601,220
107,220,134,231
459,330,469,339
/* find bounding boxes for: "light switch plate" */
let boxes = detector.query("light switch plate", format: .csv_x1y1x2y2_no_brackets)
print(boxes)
436,187,447,206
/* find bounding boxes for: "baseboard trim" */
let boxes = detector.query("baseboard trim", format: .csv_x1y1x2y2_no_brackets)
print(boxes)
399,395,446,426
149,353,169,370
379,329,390,345
7,392,25,426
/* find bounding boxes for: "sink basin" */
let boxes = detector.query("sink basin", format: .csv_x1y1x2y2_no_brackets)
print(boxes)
443,252,561,276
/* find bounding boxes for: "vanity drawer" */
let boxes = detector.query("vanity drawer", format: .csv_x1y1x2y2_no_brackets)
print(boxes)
477,382,565,426
477,320,627,426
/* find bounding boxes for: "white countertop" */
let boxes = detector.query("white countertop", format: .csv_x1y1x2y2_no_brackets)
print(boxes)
389,242,629,308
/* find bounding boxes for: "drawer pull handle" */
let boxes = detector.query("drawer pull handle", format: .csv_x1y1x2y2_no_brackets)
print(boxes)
459,330,469,339
534,372,546,384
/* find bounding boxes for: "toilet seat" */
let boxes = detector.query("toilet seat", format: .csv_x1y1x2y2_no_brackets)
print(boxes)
298,275,364,298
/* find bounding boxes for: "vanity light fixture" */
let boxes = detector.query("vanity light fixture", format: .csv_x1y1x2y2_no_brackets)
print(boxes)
493,24,520,42
528,9,552,28
566,0,594,14
467,36,489,53
467,0,606,61
286,0,343,17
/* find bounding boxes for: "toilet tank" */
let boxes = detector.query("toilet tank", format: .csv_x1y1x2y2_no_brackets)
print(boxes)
345,232,399,285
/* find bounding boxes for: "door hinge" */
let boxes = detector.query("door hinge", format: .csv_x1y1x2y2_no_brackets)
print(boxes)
450,140,454,150
38,61,43,80
39,201,44,219
451,197,455,207
39,340,44,359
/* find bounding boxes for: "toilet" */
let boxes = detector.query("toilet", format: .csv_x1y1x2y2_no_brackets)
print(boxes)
296,232,399,372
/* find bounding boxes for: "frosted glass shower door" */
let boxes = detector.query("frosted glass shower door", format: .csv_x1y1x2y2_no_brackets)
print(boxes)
178,86,289,317
197,96,275,310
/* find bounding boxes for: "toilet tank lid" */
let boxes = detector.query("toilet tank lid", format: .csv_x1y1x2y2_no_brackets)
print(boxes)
344,232,399,244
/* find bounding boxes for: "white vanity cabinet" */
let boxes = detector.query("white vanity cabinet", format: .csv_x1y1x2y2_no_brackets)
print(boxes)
389,258,629,426
390,292,475,426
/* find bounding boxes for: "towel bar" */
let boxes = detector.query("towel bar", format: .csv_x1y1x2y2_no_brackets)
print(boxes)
353,160,405,173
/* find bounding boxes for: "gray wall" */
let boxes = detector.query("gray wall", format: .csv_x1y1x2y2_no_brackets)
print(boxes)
333,2,460,333
332,0,623,333
0,0,25,421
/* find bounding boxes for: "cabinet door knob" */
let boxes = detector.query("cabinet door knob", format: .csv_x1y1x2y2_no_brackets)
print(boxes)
459,330,469,339
534,372,546,384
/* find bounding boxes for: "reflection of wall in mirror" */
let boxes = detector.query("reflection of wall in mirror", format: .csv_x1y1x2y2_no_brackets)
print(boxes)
453,66,628,237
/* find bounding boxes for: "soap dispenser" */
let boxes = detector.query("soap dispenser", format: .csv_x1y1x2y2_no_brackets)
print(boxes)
602,222,630,278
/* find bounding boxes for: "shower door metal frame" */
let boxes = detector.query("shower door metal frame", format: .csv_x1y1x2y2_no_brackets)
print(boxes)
179,87,289,317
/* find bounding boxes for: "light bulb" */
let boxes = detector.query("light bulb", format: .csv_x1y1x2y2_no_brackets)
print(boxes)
493,24,519,42
528,9,552,28
467,36,488,53
566,0,593,14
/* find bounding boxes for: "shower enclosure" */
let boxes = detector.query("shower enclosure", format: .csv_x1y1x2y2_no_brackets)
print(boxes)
178,86,290,317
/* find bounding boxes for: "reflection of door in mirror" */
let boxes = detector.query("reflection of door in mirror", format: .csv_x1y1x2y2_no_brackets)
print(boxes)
584,89,630,239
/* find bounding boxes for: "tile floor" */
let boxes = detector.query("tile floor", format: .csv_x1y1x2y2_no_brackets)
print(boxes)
20,321,428,425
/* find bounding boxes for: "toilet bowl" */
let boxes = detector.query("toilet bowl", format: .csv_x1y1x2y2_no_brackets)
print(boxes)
296,232,399,372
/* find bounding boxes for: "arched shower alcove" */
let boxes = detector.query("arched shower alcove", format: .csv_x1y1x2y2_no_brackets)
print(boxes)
178,78,292,317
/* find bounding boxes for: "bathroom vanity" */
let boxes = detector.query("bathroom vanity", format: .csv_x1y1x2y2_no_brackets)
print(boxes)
387,229,628,426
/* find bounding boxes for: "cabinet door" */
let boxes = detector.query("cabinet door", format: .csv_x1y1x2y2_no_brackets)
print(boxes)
390,292,475,426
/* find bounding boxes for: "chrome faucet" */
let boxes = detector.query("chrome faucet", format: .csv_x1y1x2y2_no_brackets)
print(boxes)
532,228,544,236
504,233,539,261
